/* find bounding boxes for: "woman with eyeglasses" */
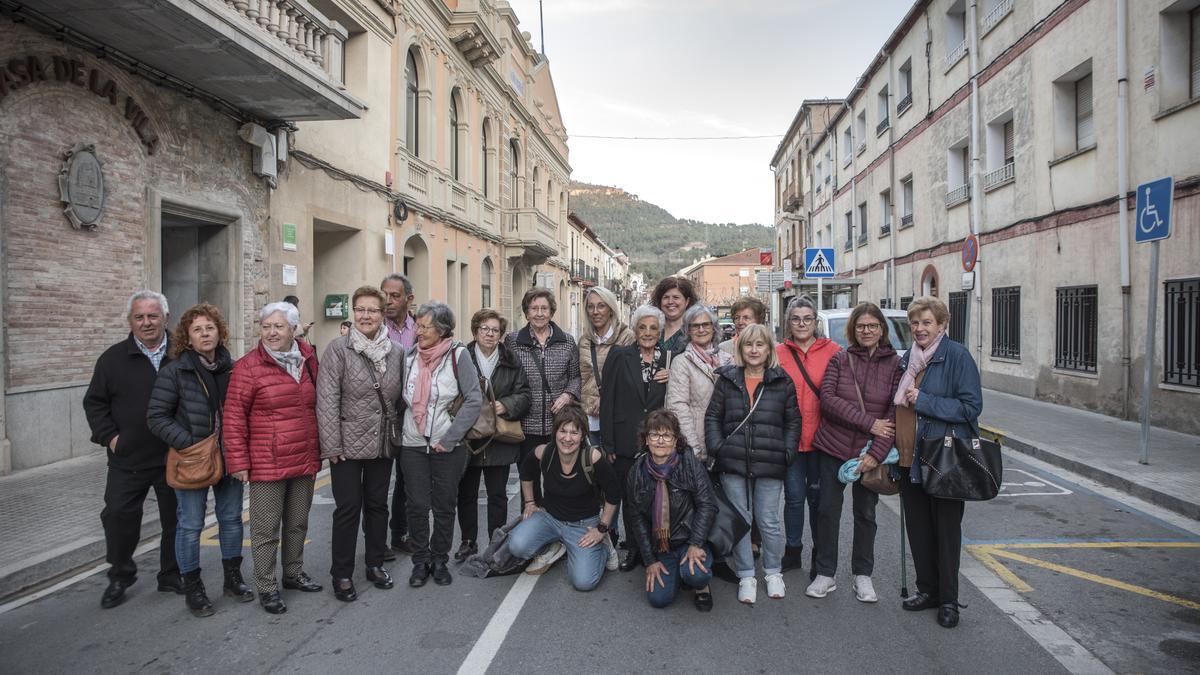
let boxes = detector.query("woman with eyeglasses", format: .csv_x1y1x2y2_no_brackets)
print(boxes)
806,302,901,605
776,295,841,574
316,285,406,603
625,410,717,611
666,304,732,462
600,305,670,573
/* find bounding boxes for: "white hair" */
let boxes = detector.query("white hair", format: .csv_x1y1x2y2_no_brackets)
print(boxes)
259,301,300,327
630,304,666,330
125,290,169,317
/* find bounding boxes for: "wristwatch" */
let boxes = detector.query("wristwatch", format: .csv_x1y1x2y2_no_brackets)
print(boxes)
596,522,610,534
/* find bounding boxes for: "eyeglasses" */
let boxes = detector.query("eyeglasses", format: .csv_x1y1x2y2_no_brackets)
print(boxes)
415,322,437,333
855,323,883,333
353,307,382,316
648,432,676,442
688,322,713,331
788,316,816,326
477,326,501,335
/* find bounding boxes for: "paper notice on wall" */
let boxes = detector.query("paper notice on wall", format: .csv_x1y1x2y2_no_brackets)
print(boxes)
282,264,298,287
385,229,395,256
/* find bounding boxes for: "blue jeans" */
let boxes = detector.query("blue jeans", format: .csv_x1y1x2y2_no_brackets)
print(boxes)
175,474,244,573
508,510,606,591
721,474,784,578
646,544,713,608
784,452,821,548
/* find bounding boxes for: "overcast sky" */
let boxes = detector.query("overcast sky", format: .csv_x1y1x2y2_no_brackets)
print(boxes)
504,0,912,226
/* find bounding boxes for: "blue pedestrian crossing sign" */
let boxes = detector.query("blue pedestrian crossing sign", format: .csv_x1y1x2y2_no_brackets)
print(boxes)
803,248,836,279
1135,177,1173,243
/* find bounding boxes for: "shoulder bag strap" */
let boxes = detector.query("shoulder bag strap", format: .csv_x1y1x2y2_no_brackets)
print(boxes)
531,344,551,392
359,353,390,417
845,353,867,414
787,348,821,397
590,342,601,393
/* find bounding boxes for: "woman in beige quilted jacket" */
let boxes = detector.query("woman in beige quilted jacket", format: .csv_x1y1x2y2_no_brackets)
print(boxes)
316,285,405,603
577,286,634,447
666,304,732,462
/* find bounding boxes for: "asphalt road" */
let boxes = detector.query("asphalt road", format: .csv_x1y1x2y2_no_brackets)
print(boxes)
0,452,1197,674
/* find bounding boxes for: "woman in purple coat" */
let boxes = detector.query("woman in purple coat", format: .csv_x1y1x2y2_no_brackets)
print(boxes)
805,302,901,604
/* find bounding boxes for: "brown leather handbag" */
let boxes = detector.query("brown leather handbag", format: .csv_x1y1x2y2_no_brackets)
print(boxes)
847,354,899,496
166,372,224,489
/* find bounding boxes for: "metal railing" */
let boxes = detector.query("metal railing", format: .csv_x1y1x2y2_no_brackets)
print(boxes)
897,92,912,114
876,116,890,136
900,213,914,228
945,39,967,71
982,0,1015,34
944,184,970,208
1164,278,1199,387
983,161,1016,191
880,221,891,236
991,286,1021,359
1055,286,1098,372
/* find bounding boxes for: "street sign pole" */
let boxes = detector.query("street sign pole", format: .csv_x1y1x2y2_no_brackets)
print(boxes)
1138,240,1158,465
817,279,823,311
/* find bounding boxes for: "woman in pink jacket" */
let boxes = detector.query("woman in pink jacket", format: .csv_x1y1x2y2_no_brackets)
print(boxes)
224,302,323,615
776,295,841,574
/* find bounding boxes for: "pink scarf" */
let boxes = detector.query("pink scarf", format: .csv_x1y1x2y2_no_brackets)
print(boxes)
895,330,946,407
690,342,720,371
411,337,454,433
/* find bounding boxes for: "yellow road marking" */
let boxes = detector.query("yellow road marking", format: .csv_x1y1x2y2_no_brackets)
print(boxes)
200,475,331,546
966,542,1200,611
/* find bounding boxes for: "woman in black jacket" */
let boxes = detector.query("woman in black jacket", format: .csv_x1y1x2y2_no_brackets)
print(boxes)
146,303,252,618
455,309,532,561
600,304,669,572
626,409,717,611
705,323,801,606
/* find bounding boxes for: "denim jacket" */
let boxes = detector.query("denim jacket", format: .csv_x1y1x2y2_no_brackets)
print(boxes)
899,337,983,482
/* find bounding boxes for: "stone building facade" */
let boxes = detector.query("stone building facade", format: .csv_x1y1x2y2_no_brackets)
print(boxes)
771,0,1200,433
679,248,771,317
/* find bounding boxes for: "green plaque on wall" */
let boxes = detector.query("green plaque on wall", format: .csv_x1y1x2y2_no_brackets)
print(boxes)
283,223,297,251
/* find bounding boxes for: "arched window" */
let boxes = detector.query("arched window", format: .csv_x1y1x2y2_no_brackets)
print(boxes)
481,257,494,308
405,50,419,157
482,119,491,198
449,92,460,180
508,139,520,208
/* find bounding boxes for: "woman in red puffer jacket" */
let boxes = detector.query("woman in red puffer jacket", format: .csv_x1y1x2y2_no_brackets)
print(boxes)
776,295,841,573
223,302,323,615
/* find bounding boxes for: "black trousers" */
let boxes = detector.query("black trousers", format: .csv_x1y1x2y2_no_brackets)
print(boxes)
899,466,965,603
814,451,878,577
101,465,179,583
388,455,408,543
456,463,512,543
401,447,470,565
330,457,391,578
612,455,637,548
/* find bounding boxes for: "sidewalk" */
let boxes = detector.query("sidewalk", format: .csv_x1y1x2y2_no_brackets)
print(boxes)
981,388,1200,521
0,451,167,601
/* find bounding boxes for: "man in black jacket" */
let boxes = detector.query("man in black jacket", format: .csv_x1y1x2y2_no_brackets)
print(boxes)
83,291,182,609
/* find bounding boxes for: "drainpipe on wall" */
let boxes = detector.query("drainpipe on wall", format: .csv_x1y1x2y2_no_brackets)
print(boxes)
886,50,898,307
1116,0,1133,419
967,0,984,368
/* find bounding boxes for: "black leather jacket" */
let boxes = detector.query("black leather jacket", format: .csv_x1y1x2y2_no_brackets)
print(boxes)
625,450,717,563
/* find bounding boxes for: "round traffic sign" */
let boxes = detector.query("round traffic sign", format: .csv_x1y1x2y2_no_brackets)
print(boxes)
962,235,979,272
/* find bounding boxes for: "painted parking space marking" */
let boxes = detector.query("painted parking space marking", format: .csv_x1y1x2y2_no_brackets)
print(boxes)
967,541,1200,609
998,468,1073,497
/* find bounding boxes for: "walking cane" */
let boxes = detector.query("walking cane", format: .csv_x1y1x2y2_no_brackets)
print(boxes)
899,496,908,598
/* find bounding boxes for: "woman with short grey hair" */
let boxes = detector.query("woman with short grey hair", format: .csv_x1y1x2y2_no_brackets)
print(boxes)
667,304,732,460
224,301,323,613
400,301,483,588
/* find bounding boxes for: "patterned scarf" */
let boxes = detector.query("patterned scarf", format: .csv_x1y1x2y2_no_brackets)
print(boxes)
411,337,454,434
895,329,946,407
640,347,663,383
349,325,392,374
642,453,680,552
690,342,720,371
264,341,303,382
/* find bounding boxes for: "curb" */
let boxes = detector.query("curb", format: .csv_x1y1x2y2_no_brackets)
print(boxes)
980,424,1200,522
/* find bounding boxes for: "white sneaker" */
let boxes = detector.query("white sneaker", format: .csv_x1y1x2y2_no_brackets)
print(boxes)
525,541,565,575
737,577,757,605
765,573,786,599
853,575,878,603
805,574,837,598
604,537,619,572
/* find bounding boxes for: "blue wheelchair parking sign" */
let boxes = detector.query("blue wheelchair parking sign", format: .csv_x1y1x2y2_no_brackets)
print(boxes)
1135,177,1173,243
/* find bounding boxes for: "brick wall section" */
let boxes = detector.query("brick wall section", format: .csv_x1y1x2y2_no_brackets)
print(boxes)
0,19,269,390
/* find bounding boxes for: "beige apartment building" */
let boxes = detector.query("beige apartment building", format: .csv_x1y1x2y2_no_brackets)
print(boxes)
771,0,1200,433
564,213,634,335
680,248,771,317
275,0,573,346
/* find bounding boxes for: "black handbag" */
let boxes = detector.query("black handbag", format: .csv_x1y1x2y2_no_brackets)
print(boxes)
918,429,1003,501
706,475,751,559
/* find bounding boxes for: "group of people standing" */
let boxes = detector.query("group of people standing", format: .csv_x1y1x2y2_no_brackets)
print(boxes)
85,271,980,628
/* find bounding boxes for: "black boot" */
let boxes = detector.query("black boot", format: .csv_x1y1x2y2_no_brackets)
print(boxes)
781,545,804,572
183,569,215,617
431,560,453,586
259,590,287,615
222,556,254,603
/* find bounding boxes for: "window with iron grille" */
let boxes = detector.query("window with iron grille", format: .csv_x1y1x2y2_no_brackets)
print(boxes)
991,286,1020,358
1055,286,1098,372
948,291,969,344
1164,278,1199,387
900,296,914,310
880,298,893,309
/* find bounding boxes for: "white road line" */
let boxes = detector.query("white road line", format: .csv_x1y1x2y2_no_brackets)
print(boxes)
456,566,540,675
879,495,1114,675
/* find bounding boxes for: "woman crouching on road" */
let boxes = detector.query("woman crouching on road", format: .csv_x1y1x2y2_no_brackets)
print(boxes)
508,405,620,591
626,409,717,611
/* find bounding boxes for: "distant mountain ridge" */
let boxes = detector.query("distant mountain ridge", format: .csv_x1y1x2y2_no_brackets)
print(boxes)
568,181,774,283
